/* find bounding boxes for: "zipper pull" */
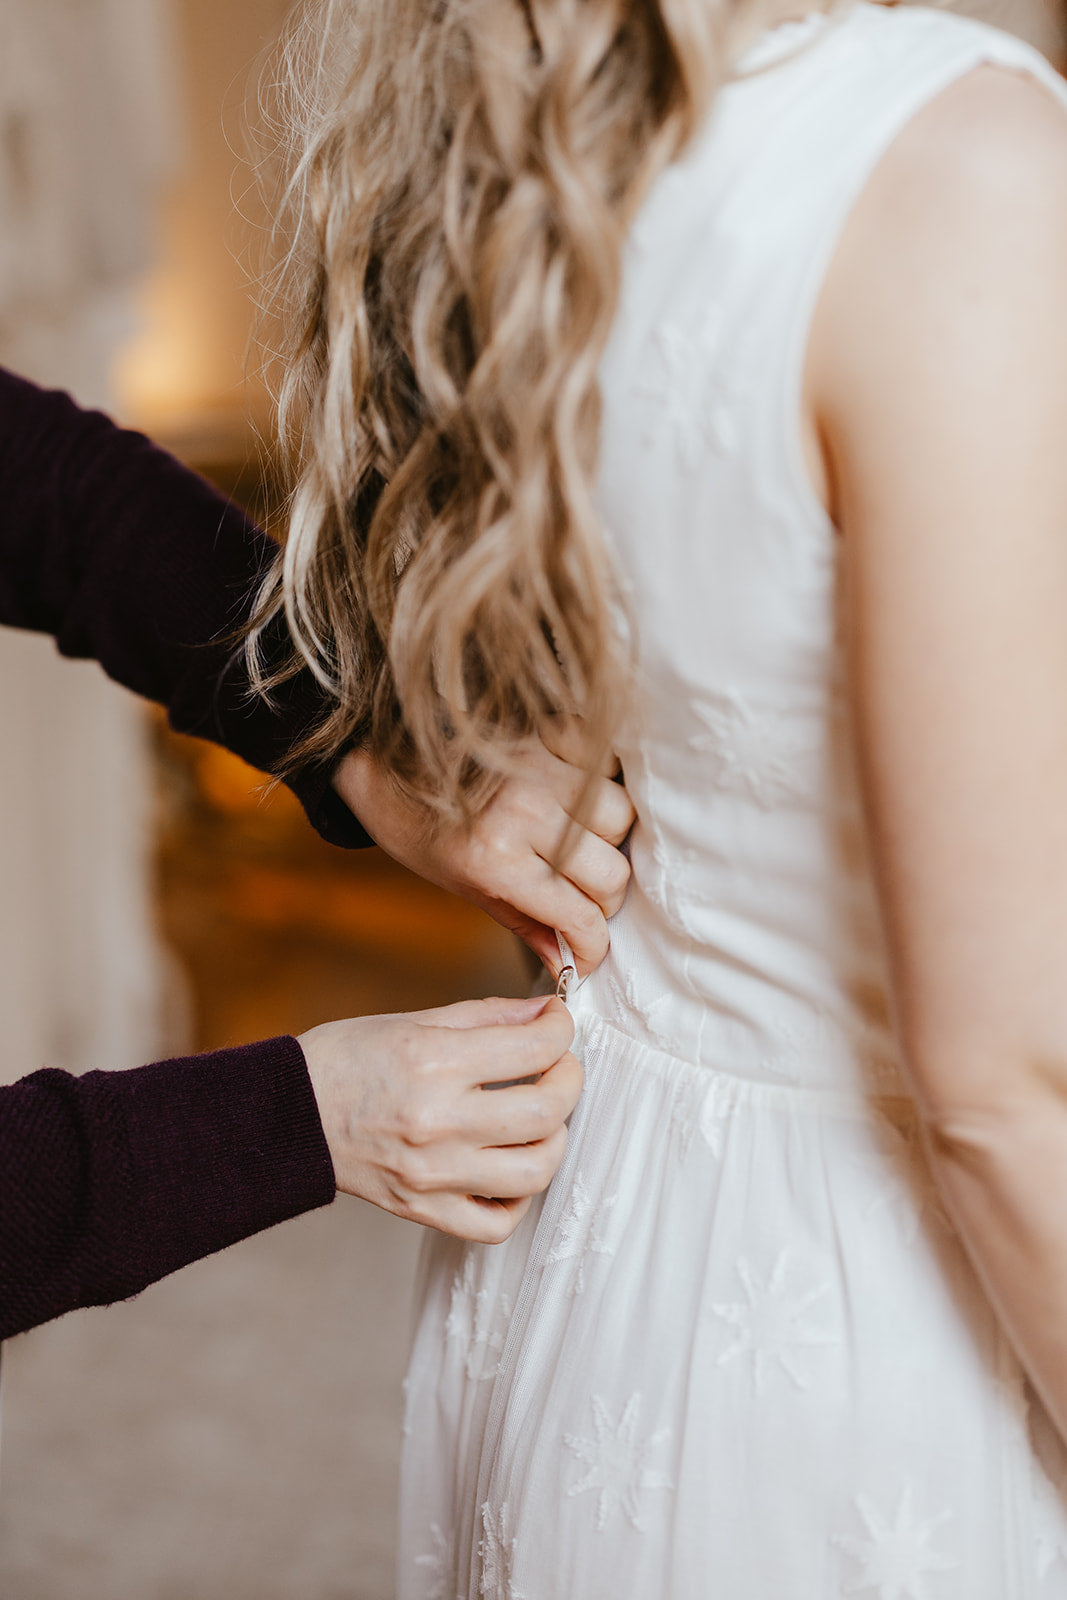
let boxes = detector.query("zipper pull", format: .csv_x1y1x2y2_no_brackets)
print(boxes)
554,931,587,1004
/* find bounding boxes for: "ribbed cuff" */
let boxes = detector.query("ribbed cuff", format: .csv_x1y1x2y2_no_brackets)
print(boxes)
101,1035,337,1300
286,758,375,849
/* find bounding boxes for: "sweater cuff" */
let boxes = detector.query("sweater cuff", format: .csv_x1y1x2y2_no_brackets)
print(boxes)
285,758,375,850
107,1035,337,1298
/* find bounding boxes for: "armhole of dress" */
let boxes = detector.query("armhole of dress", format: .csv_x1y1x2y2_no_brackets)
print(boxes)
778,43,1067,539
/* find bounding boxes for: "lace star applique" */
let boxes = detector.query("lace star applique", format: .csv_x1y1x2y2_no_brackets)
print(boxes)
754,1003,836,1084
479,1502,526,1600
634,307,739,467
667,1082,702,1163
711,1251,836,1392
414,1522,458,1600
688,689,809,808
546,1173,618,1296
564,1393,674,1532
445,1255,513,1381
696,1078,736,1160
607,970,676,1052
833,1485,959,1599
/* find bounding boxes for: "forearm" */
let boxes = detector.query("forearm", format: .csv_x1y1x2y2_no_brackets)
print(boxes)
0,1038,336,1340
924,1087,1067,1441
0,366,366,845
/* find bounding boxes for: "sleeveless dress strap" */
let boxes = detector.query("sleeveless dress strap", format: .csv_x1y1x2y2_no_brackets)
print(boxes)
692,2,1067,534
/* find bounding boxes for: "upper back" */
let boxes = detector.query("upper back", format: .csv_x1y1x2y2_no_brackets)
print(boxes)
585,3,1067,1085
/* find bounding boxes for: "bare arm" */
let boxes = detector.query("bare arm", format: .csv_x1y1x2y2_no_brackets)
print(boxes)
810,67,1067,1438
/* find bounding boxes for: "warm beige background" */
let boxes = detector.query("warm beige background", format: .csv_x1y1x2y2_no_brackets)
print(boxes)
2,2,1065,1597
116,0,292,448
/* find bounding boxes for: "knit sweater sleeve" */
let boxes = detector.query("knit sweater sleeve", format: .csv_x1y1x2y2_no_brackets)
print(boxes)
0,1038,337,1340
0,365,368,848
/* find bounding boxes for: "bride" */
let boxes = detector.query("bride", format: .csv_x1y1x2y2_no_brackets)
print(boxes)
252,0,1067,1592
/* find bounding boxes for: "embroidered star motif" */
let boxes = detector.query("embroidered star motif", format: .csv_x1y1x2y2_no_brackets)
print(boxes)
607,971,676,1052
833,1485,959,1599
668,1084,701,1162
445,1255,512,1380
755,1002,839,1084
634,307,738,467
711,1251,836,1392
414,1522,457,1600
688,689,807,808
564,1393,673,1532
479,1501,526,1600
642,994,676,1050
546,1174,618,1296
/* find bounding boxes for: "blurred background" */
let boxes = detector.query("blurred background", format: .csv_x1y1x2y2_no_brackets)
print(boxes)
0,1,1064,1596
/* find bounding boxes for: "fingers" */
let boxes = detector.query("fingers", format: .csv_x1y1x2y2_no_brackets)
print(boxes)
443,996,575,1086
539,715,620,777
397,1044,581,1158
531,872,612,975
399,1124,568,1205
413,1193,533,1245
467,1126,570,1199
581,774,635,849
467,844,611,975
546,828,631,919
500,738,632,849
488,912,562,977
415,993,554,1031
470,1050,583,1142
302,999,581,1244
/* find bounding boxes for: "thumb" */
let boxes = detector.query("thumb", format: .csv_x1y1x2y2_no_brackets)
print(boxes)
493,912,563,978
460,889,563,981
416,994,554,1031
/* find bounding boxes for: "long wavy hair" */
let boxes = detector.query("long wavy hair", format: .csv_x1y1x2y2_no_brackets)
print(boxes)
248,0,751,818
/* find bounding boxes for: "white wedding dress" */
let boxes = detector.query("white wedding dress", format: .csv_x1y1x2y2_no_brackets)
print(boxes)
398,8,1067,1596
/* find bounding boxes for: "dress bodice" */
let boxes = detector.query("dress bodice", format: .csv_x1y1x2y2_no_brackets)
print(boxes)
576,3,1067,1094
401,17,1067,1596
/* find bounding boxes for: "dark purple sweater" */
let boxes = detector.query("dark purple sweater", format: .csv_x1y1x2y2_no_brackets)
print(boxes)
0,367,364,1339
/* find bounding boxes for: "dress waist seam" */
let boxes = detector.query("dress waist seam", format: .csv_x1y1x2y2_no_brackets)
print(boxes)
573,1009,918,1120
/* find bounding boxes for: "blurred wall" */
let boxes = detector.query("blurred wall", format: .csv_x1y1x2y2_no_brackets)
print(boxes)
0,0,185,1084
957,0,1066,55
116,0,294,451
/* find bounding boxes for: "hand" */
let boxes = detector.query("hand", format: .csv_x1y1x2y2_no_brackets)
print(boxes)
332,727,635,977
299,994,581,1242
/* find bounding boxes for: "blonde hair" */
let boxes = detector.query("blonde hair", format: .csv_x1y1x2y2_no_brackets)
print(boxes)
250,0,743,818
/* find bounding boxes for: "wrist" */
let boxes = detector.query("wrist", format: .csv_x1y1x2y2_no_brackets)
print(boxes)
298,1025,344,1189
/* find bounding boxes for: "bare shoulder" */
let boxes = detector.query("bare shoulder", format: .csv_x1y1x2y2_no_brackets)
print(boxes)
809,58,1067,466
832,58,1067,301
876,60,1067,217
